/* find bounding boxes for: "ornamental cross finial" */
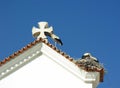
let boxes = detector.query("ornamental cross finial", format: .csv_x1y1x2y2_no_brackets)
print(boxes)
32,21,63,46
32,22,53,40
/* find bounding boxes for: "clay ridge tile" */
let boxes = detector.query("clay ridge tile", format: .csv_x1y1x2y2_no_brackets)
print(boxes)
0,38,104,82
0,38,73,67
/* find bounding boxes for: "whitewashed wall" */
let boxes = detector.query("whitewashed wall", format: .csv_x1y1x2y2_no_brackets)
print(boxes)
0,54,94,88
0,43,100,88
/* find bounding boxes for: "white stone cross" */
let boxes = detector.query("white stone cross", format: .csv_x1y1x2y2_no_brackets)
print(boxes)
32,22,53,41
32,21,63,46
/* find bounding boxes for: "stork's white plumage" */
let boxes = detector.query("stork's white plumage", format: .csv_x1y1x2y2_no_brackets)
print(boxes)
82,53,99,62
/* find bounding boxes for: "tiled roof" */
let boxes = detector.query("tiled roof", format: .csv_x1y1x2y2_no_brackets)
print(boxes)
0,38,104,82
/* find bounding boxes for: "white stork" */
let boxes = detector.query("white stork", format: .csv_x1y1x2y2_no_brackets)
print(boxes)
81,53,99,62
32,22,63,46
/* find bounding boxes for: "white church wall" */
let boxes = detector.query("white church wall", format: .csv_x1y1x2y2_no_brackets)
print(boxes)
0,54,93,88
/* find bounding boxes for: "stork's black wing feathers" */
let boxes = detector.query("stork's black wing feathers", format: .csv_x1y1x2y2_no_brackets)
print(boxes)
44,32,51,37
55,38,63,46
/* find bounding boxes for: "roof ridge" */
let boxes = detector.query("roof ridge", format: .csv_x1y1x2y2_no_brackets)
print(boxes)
0,38,104,82
0,38,73,67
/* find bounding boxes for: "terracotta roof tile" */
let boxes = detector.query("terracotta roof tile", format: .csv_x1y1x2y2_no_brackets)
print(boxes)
0,38,73,66
0,38,104,82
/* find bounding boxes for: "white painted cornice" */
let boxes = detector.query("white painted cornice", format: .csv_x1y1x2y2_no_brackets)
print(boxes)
41,43,100,84
0,42,100,87
0,43,42,80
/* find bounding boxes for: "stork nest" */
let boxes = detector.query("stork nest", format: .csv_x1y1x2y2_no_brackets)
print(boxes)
75,58,104,72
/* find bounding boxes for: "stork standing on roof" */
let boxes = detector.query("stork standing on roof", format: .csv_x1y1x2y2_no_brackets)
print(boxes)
32,22,63,46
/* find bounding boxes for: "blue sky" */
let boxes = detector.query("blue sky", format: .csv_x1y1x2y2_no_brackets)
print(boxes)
0,0,120,87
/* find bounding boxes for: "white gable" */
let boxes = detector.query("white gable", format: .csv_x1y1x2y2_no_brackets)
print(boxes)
0,53,86,88
0,39,103,88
